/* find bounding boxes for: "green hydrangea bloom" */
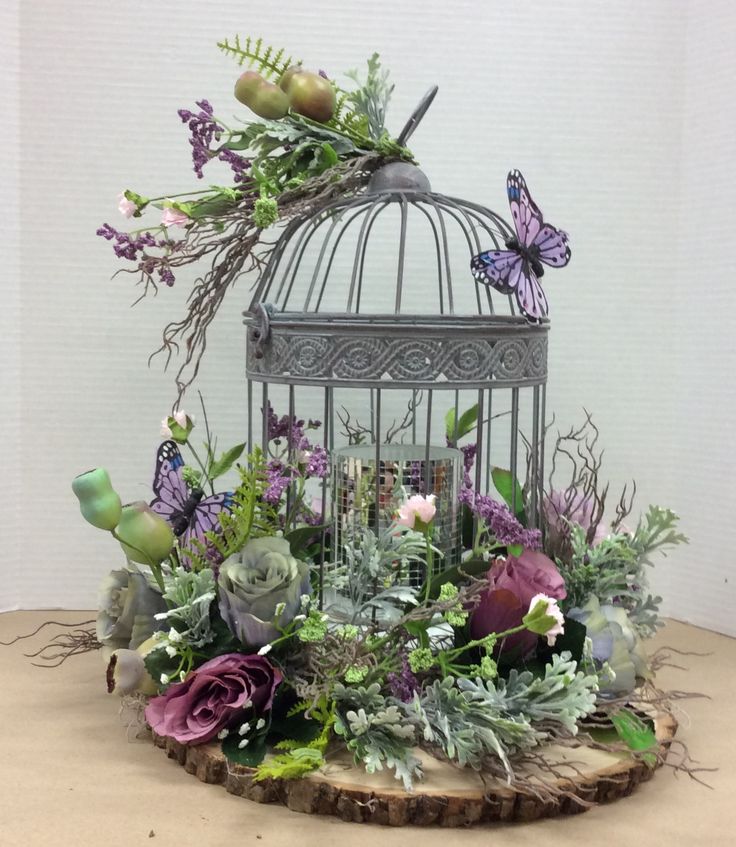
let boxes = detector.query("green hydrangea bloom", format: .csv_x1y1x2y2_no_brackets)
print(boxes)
344,665,368,684
253,197,279,228
469,655,498,680
408,647,435,673
297,609,328,643
439,582,468,627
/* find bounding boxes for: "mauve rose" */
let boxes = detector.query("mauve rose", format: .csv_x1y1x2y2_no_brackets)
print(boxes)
470,551,567,657
145,653,281,744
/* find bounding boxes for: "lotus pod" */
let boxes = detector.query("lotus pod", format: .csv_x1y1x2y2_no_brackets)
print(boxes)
72,468,122,531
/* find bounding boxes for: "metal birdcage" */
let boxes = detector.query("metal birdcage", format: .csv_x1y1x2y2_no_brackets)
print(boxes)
243,91,548,603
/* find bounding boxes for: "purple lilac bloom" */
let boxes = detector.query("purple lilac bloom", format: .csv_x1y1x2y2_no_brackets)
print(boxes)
387,653,419,702
217,148,251,183
177,99,224,179
96,225,156,261
263,461,293,504
305,445,329,479
468,493,542,550
265,403,312,452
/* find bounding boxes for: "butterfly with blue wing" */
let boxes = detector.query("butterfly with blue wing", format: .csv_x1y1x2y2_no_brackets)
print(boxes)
150,440,234,565
471,170,571,322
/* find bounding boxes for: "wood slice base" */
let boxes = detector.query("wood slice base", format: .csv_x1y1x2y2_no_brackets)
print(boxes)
151,713,677,826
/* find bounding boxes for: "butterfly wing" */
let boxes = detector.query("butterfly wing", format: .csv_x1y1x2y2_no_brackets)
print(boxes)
150,440,188,520
471,250,523,294
511,262,549,322
180,491,235,566
507,169,543,248
534,224,571,269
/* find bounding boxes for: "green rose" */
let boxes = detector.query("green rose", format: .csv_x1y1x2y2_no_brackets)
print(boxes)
218,536,311,648
96,568,167,659
568,596,649,695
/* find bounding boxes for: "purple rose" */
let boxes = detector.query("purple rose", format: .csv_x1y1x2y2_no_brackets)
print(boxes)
144,653,281,744
470,551,567,657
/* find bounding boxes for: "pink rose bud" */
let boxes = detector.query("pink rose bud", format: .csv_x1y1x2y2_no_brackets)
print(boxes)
523,593,566,646
161,207,190,228
397,494,437,529
117,193,137,218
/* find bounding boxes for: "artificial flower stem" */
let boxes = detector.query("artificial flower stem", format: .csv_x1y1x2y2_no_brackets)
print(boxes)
185,442,215,496
110,529,166,592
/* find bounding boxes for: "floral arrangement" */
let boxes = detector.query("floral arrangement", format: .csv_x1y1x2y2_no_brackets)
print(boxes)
97,36,411,399
72,404,689,798
64,36,703,811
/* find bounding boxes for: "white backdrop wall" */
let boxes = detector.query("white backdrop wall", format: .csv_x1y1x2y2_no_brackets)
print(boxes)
2,1,734,633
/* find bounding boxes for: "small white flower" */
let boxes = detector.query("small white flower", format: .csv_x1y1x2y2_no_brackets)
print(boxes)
238,739,249,749
256,718,266,731
172,410,189,428
154,612,168,621
160,673,170,685
300,594,311,610
165,645,177,658
257,644,273,656
274,602,286,618
238,722,251,736
160,418,173,439
293,614,307,622
168,628,183,643
217,729,229,740
178,671,186,681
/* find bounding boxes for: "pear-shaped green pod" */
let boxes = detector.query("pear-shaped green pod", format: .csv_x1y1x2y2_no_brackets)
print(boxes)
117,501,174,565
72,468,122,530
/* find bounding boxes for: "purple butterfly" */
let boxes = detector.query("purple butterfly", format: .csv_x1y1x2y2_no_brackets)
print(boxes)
150,440,234,565
471,170,571,321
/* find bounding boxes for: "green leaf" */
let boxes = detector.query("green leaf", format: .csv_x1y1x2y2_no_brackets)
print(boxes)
285,524,328,556
142,646,179,689
222,731,268,767
269,712,322,746
208,443,246,480
536,617,587,664
223,134,252,151
491,467,525,518
188,195,238,220
610,708,658,766
507,543,523,557
445,404,478,444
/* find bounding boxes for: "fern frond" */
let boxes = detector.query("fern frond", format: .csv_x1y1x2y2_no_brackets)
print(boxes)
286,699,313,718
217,35,298,81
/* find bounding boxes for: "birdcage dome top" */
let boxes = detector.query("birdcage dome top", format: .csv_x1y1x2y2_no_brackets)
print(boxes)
244,96,548,391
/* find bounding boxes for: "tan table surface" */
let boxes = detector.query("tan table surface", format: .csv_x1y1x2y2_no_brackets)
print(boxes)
1,611,734,846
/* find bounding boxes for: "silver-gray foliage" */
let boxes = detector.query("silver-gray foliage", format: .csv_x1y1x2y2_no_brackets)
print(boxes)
407,652,598,781
332,683,423,790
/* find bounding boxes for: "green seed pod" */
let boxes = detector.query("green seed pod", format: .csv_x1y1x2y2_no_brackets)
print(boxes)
116,501,174,565
250,81,290,119
234,70,266,107
72,468,122,531
287,71,336,123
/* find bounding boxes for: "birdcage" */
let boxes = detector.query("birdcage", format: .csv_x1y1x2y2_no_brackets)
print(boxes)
243,91,548,606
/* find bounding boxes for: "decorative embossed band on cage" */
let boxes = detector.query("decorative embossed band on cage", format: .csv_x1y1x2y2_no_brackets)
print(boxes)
244,161,548,605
